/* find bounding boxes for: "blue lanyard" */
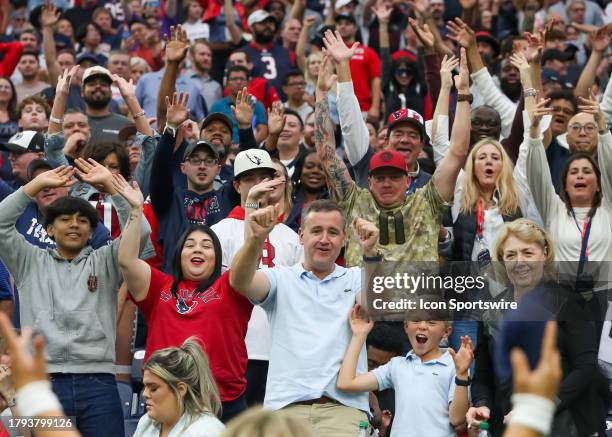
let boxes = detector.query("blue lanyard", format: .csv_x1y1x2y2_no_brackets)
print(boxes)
406,177,418,195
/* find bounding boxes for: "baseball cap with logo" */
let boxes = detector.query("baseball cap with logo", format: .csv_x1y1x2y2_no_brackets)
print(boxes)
369,150,408,175
184,140,220,161
387,108,426,138
82,66,113,86
248,10,276,27
234,149,275,178
0,130,45,153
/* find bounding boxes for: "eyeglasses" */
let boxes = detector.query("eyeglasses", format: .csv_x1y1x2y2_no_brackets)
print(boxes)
186,156,218,166
568,123,597,134
551,106,574,116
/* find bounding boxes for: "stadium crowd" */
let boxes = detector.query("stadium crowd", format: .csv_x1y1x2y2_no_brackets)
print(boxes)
0,0,611,435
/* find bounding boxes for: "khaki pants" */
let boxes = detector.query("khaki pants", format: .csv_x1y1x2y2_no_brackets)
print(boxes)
284,402,368,437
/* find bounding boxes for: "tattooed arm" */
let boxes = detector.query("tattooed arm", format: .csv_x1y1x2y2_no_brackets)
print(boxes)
317,32,356,201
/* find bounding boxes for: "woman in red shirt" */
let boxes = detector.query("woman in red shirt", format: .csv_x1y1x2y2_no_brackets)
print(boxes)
115,175,252,423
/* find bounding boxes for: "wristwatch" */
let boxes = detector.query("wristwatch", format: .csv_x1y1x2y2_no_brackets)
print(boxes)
523,88,537,98
49,115,63,125
245,201,260,210
163,123,178,137
457,93,473,104
455,376,472,386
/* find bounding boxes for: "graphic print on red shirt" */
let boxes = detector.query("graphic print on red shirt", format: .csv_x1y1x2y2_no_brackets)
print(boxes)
136,269,253,402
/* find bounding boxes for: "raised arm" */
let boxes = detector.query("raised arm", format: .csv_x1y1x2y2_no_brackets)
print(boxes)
150,92,189,217
374,3,392,92
264,101,286,153
112,74,154,137
113,175,151,302
40,2,62,87
296,16,317,72
223,0,243,45
48,65,80,136
229,205,275,302
601,71,612,127
0,42,23,77
431,54,458,164
289,0,307,21
574,27,611,99
336,305,379,393
433,48,471,202
448,336,474,427
156,25,189,133
319,31,357,201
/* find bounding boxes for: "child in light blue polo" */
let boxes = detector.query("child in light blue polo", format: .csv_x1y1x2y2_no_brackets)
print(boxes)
336,305,474,437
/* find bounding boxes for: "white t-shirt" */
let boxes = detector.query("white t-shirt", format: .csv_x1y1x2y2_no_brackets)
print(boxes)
211,216,303,360
133,413,224,437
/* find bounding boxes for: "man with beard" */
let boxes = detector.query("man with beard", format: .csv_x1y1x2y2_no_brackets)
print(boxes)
81,66,130,143
188,40,222,111
14,52,48,104
242,10,296,100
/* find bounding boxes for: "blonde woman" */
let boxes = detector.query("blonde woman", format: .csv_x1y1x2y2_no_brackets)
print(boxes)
222,407,314,437
304,52,322,105
130,57,152,85
467,219,605,437
135,337,225,437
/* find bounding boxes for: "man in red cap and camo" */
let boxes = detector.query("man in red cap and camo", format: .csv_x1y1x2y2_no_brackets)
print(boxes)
317,32,472,266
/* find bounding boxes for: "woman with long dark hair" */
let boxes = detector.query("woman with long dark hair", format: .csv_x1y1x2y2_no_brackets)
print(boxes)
117,179,253,423
286,150,328,232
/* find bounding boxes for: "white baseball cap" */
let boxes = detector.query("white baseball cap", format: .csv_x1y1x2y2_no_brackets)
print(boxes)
248,10,275,27
82,65,113,86
335,0,356,10
234,149,275,178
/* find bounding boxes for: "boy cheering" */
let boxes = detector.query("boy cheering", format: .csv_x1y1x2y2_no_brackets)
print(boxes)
337,306,474,436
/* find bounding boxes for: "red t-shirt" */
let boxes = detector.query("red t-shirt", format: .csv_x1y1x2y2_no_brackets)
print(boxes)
349,46,382,112
136,269,253,401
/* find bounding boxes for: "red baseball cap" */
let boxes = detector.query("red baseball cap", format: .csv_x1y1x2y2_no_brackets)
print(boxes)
369,150,408,175
387,108,426,138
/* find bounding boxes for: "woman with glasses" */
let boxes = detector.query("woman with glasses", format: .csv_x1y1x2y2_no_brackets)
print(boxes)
527,93,612,261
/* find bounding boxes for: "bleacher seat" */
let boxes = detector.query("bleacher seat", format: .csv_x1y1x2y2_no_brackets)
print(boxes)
116,381,133,419
124,418,140,437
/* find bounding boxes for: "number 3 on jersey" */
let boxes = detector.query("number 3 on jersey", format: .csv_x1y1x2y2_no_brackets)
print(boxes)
261,55,277,80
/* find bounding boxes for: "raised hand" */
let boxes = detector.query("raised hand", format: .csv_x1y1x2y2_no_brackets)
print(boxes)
40,1,60,28
446,18,476,49
0,366,15,407
322,29,360,64
510,321,561,401
352,217,379,257
112,74,136,100
524,29,545,64
408,17,435,49
407,0,430,17
372,1,393,24
303,15,317,29
0,313,48,390
231,87,256,129
246,178,285,203
267,101,286,136
591,26,612,53
165,92,190,127
577,88,605,126
163,24,189,63
316,53,337,93
528,97,552,129
31,166,75,190
509,51,530,83
348,304,374,337
55,65,79,96
454,47,470,93
111,174,144,209
440,54,459,89
449,335,474,376
74,158,114,193
247,204,279,242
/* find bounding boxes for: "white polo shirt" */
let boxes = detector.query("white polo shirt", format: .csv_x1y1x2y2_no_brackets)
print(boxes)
258,264,369,412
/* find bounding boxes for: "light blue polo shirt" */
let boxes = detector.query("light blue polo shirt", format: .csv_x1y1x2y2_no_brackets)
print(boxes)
258,264,369,412
373,350,459,437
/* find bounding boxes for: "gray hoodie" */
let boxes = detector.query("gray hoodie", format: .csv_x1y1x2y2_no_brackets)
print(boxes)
0,189,151,374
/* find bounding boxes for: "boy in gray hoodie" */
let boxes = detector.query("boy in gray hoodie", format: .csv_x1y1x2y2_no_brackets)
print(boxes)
0,162,151,437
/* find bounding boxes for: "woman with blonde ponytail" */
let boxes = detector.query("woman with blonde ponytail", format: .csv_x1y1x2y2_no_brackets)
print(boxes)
134,337,226,437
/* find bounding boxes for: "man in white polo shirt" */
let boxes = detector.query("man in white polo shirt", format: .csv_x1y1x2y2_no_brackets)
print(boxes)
230,199,378,436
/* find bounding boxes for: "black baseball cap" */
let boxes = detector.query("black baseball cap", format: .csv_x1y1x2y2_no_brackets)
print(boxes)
201,112,233,133
27,158,61,181
0,130,45,153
